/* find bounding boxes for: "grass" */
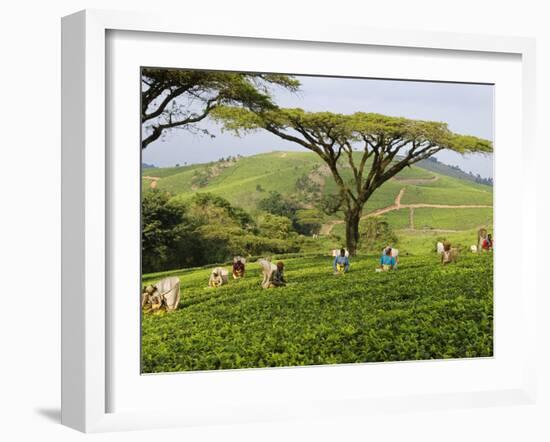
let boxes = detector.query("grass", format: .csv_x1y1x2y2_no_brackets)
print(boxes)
141,253,493,373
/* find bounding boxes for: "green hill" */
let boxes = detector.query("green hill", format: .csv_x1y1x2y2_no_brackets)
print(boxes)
143,151,492,239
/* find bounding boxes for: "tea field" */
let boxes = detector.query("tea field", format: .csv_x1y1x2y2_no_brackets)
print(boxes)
141,252,493,373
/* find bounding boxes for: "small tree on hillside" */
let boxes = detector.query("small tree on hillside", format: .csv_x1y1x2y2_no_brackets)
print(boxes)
141,69,300,149
360,218,398,253
212,108,492,255
259,213,293,239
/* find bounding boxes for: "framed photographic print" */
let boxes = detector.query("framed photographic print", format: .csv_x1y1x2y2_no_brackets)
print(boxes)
61,9,538,433
139,68,495,374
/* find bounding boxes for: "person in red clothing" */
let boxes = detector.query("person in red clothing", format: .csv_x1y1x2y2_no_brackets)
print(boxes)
481,233,493,251
232,256,246,279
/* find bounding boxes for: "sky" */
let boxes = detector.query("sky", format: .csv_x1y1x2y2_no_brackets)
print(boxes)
142,75,494,178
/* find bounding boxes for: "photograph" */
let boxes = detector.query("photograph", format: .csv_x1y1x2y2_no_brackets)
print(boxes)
140,68,494,374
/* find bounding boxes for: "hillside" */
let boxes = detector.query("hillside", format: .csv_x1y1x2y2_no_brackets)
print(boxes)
142,151,493,252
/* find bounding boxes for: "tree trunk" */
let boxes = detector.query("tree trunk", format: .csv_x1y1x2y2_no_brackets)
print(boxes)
344,210,361,256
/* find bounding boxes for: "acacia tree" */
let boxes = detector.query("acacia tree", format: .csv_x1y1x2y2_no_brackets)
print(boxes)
141,69,300,149
212,108,492,255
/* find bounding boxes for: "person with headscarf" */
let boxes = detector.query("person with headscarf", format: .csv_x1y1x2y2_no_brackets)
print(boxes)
333,248,350,274
269,261,287,287
232,256,246,279
208,267,229,287
379,247,397,271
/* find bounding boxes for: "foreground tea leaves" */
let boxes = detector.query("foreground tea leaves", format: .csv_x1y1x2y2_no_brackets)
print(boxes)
141,253,493,372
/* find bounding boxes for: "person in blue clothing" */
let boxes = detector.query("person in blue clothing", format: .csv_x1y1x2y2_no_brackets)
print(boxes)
379,247,397,271
333,248,350,274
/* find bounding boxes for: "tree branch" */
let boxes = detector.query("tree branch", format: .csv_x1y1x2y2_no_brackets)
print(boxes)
142,101,218,149
142,85,196,122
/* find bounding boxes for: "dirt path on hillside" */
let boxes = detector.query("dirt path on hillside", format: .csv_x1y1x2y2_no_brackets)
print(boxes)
320,187,492,235
393,175,439,185
143,176,160,189
402,203,492,209
397,224,490,234
398,228,461,233
319,220,342,236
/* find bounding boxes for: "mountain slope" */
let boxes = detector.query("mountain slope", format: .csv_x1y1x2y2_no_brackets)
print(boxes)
142,151,493,237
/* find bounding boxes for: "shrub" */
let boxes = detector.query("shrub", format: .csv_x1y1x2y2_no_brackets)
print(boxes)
359,218,398,252
259,213,293,239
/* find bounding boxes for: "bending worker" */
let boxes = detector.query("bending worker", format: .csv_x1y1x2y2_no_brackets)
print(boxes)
268,261,287,288
232,256,246,279
379,247,397,271
333,248,350,274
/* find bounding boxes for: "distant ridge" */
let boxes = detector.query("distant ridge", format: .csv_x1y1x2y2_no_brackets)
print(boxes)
142,162,157,169
415,157,493,187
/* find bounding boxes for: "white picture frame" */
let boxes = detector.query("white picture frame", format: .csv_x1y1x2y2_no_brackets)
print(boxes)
61,9,537,433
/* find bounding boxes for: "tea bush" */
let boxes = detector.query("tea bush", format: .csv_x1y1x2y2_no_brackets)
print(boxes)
141,253,493,373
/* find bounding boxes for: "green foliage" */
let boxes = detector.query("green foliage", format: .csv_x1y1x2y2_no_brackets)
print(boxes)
141,190,188,273
259,213,293,239
185,193,299,264
359,218,398,252
142,69,300,148
295,173,321,202
141,253,493,372
294,208,323,236
258,190,299,219
212,107,493,156
191,169,211,188
319,192,344,215
142,191,300,271
192,225,298,264
257,190,323,236
191,193,255,231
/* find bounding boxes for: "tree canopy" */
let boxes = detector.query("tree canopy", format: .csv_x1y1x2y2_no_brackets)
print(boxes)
141,69,300,149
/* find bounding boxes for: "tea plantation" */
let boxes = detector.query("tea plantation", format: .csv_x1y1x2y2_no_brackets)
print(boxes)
141,252,493,373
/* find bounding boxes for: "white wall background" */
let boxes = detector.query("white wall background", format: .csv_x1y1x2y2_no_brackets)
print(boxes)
0,1,548,441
